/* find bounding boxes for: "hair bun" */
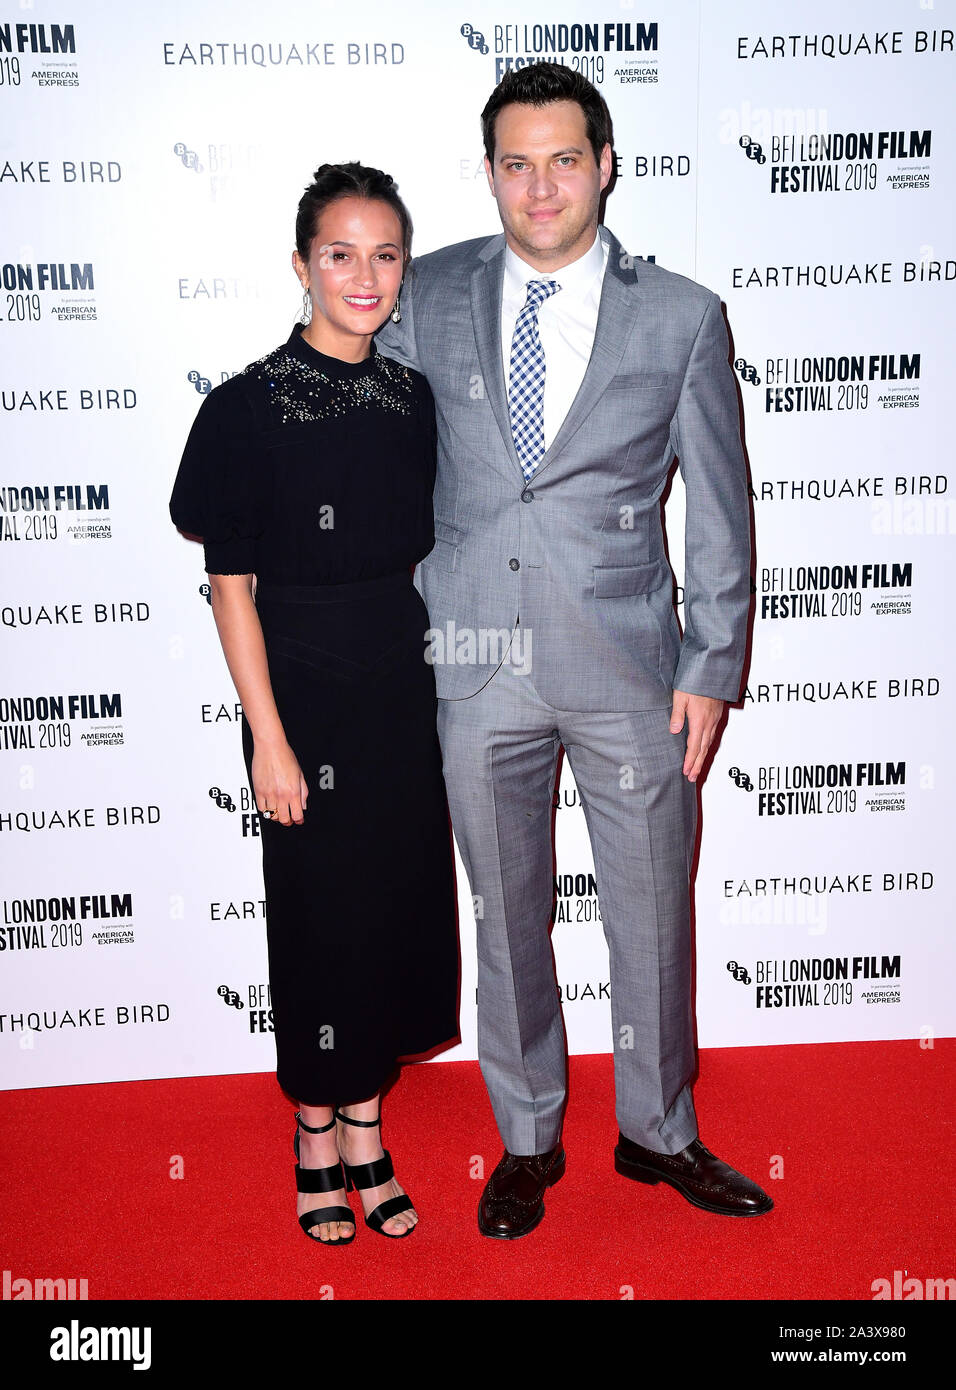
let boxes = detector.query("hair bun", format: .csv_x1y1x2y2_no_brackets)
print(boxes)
295,162,413,260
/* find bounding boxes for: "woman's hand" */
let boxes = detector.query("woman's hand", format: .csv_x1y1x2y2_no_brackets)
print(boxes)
252,738,309,826
205,574,307,825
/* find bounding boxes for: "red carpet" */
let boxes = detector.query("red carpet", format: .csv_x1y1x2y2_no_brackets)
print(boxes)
1,1041,952,1301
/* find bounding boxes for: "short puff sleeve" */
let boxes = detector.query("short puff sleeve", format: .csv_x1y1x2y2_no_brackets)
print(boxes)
169,378,268,575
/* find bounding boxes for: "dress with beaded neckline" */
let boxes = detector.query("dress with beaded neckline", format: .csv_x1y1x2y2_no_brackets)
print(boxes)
170,323,460,1103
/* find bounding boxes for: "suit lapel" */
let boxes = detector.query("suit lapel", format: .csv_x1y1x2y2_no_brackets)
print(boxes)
470,243,523,476
470,228,641,481
531,228,637,478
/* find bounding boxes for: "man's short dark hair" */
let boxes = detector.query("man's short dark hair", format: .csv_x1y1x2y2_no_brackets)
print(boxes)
480,62,614,168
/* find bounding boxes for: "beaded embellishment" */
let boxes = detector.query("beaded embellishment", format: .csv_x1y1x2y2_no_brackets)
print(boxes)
244,345,414,426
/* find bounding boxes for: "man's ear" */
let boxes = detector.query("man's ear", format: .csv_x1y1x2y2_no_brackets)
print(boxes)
484,155,496,196
598,143,613,192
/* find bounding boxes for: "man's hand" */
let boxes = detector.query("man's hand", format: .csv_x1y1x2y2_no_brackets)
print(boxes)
670,689,725,783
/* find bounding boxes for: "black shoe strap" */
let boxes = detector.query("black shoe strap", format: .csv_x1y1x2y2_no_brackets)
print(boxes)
295,1110,336,1135
344,1150,394,1190
295,1162,347,1195
335,1109,381,1128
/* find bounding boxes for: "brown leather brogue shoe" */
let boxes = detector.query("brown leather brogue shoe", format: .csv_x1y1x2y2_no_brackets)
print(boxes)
477,1145,566,1239
614,1135,773,1216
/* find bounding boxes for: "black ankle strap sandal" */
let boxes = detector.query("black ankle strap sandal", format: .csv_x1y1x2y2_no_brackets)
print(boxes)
334,1108,416,1238
293,1111,355,1245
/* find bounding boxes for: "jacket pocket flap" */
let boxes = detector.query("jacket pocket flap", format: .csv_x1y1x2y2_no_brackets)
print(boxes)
592,560,662,598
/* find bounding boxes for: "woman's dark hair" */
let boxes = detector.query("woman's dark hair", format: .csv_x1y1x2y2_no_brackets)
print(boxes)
480,62,614,168
295,162,412,259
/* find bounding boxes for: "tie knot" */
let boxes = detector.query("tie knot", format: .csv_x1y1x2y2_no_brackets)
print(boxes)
524,279,560,309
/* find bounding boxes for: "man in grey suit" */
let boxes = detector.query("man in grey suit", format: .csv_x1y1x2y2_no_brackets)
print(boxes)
378,62,772,1234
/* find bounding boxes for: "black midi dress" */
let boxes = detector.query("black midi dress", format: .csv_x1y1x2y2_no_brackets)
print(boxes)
169,324,459,1104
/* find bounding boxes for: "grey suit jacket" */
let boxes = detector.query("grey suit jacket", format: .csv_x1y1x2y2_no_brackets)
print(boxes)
377,224,751,710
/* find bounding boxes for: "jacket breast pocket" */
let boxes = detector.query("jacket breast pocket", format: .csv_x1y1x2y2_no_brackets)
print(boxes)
604,372,676,394
592,559,663,598
602,375,679,432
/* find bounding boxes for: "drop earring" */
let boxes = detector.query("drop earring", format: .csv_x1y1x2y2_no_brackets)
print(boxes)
301,288,312,324
390,289,402,324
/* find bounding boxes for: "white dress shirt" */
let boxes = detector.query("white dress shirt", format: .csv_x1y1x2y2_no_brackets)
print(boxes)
501,231,609,451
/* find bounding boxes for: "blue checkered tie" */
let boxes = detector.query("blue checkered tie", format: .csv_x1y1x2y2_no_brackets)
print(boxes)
509,279,560,479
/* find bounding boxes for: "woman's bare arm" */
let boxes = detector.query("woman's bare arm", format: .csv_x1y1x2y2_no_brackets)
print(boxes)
207,573,308,826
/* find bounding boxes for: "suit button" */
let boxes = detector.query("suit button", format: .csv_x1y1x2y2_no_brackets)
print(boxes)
521,490,534,502
508,558,520,571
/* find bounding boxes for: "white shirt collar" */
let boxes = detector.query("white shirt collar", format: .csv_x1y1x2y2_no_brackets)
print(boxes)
503,230,605,300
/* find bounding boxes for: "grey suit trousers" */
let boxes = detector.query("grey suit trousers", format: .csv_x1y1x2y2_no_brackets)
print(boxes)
437,655,700,1156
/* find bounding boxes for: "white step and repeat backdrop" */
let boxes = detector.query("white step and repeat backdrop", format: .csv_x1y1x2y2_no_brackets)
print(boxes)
2,0,953,1089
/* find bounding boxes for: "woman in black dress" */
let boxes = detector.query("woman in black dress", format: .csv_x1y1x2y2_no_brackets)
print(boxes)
169,164,459,1244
